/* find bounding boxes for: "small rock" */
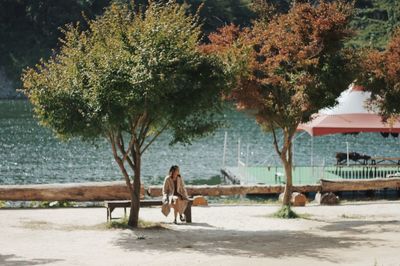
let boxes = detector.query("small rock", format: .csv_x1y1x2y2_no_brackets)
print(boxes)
279,192,306,206
278,192,284,202
320,192,339,205
314,192,322,204
192,195,208,206
291,192,307,207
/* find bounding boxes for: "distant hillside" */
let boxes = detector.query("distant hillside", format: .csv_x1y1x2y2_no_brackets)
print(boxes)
0,0,398,98
0,0,111,98
348,0,400,49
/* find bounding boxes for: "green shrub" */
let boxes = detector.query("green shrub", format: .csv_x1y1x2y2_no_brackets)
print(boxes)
37,201,76,208
273,205,299,219
107,218,162,230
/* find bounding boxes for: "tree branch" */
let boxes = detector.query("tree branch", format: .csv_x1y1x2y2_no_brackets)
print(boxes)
139,119,153,148
108,132,133,195
271,123,282,157
114,133,137,175
140,123,168,155
117,132,136,162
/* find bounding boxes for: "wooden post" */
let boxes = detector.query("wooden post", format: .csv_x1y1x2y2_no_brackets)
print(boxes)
184,201,192,223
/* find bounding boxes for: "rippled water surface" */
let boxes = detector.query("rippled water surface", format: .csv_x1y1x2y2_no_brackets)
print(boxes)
1,100,400,185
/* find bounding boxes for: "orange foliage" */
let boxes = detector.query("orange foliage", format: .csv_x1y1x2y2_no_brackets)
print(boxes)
359,28,400,116
204,1,356,132
203,1,358,205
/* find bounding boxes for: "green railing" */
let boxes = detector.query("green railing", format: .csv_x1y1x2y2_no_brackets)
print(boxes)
226,165,400,185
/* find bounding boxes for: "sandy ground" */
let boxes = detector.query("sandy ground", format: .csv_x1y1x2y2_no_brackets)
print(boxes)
1,201,400,266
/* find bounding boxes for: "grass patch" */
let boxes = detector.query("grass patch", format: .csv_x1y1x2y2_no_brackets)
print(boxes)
106,217,163,230
208,195,279,205
20,220,106,231
340,214,366,219
272,205,300,219
222,198,279,205
0,200,5,208
21,220,52,230
296,213,313,220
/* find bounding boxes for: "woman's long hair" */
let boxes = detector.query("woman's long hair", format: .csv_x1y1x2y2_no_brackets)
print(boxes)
169,165,179,176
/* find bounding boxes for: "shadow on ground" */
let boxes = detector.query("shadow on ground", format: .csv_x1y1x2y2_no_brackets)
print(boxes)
319,219,400,235
114,222,376,262
0,254,62,266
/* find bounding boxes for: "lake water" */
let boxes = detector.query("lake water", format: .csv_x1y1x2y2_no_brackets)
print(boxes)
1,100,400,185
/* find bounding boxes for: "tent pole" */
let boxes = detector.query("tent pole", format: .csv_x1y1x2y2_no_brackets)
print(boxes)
311,136,314,167
311,136,315,178
237,138,241,167
292,137,295,167
222,131,227,168
246,143,250,166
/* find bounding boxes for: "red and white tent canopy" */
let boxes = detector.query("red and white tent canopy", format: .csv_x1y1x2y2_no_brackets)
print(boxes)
298,85,400,136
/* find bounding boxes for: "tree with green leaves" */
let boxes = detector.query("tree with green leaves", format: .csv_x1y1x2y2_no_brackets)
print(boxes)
22,1,228,227
203,1,359,214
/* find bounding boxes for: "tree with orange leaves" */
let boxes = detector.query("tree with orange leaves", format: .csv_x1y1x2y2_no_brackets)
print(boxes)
358,28,400,118
203,1,359,213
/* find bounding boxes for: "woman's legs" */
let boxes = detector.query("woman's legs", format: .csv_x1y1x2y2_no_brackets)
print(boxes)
171,197,188,223
171,196,179,224
173,204,178,223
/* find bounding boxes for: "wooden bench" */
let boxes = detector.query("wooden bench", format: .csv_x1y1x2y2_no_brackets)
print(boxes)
104,199,193,223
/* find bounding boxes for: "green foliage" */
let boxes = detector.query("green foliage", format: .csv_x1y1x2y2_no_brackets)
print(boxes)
188,0,255,34
0,0,110,85
22,1,228,144
0,0,253,88
273,205,299,219
107,217,162,229
22,1,229,227
2,0,398,91
107,217,131,229
0,200,5,208
348,0,400,49
30,201,76,208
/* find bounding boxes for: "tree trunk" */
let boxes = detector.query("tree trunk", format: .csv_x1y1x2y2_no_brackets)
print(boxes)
128,151,141,228
281,134,293,206
281,158,293,206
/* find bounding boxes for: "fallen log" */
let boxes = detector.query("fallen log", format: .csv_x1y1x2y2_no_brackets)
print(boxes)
147,184,321,197
320,178,400,192
5,178,398,201
0,181,144,201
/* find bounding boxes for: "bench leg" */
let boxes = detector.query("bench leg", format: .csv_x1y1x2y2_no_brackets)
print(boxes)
109,207,115,221
124,207,127,218
184,201,192,223
107,208,110,222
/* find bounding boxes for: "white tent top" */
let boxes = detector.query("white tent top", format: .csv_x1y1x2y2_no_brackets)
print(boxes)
320,85,375,115
298,85,400,136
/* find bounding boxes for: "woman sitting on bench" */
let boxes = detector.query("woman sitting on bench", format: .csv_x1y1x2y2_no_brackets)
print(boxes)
162,165,189,224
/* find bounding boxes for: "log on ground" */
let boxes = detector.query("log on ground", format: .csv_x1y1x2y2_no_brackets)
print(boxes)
147,184,321,197
0,182,144,201
320,178,400,192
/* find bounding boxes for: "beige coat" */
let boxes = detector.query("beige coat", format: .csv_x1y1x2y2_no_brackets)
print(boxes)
161,175,189,217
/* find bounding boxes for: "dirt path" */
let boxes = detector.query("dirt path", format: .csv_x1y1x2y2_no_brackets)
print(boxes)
1,201,400,266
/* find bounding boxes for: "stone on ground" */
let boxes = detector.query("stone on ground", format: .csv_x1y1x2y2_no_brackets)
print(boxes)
192,195,208,206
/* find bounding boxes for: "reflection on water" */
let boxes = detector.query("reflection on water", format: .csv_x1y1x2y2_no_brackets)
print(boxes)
1,100,399,185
